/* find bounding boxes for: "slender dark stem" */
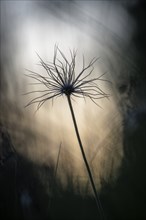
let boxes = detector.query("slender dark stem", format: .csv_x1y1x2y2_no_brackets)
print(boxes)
67,95,105,219
49,143,62,210
54,143,62,180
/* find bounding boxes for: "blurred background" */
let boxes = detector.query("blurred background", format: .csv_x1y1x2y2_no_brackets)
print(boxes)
0,0,146,220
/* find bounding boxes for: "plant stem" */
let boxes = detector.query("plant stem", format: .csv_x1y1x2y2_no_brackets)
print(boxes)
67,95,104,219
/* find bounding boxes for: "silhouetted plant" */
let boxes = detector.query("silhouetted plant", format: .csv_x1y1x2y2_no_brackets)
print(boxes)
25,45,109,219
